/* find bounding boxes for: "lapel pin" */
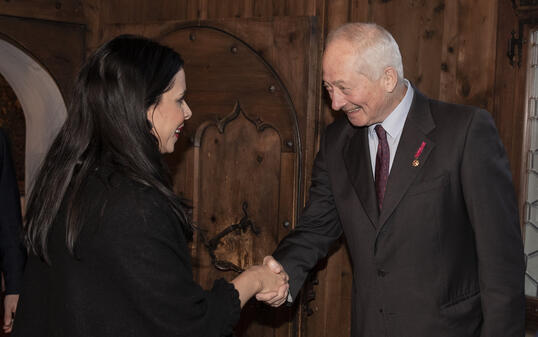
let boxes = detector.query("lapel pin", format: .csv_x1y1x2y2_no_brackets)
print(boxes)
412,141,426,167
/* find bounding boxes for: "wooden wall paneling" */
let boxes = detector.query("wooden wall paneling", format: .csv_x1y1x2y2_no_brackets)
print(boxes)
440,0,499,110
326,0,350,32
492,0,524,201
365,0,445,99
102,0,145,24
205,0,248,19
0,0,84,24
321,0,348,127
82,0,103,54
0,15,86,105
350,0,368,22
100,0,202,24
285,0,316,17
439,0,459,103
197,0,208,20
252,0,272,17
303,239,352,337
143,0,197,22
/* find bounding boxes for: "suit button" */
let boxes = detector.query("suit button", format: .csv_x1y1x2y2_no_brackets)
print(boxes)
377,269,387,277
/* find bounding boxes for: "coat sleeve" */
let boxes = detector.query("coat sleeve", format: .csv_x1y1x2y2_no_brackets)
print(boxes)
273,131,343,300
0,128,26,294
94,189,240,337
460,109,525,337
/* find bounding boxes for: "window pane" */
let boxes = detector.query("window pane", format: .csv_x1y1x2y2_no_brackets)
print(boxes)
531,119,538,151
525,273,538,297
530,202,538,224
524,30,538,297
528,171,538,204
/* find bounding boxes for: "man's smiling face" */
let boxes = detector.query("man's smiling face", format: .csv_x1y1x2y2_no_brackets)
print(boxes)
322,38,393,127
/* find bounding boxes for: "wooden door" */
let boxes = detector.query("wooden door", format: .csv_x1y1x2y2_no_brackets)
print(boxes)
102,17,321,337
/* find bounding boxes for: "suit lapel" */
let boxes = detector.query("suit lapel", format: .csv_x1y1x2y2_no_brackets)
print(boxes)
378,89,436,229
344,127,379,229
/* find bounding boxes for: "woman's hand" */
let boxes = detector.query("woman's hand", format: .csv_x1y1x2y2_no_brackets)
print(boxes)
3,294,19,333
248,263,288,295
231,258,289,308
255,256,290,307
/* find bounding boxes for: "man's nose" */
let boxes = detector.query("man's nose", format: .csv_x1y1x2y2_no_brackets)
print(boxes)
331,91,346,111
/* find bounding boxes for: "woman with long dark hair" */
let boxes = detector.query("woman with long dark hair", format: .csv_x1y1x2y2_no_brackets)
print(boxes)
12,35,287,337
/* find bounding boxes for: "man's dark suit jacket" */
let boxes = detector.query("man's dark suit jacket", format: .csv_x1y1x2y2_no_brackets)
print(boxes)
0,128,26,294
273,88,525,337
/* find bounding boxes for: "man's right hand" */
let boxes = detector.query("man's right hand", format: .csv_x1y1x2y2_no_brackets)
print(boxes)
255,256,289,307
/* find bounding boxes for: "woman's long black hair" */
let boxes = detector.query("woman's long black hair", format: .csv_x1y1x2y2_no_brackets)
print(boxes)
24,35,191,263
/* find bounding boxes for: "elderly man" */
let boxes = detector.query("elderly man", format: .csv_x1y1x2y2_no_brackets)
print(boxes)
0,128,26,334
259,22,525,337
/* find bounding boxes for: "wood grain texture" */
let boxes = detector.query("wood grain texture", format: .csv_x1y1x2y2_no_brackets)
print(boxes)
440,0,499,110
0,1,529,335
492,0,524,207
0,15,85,104
0,0,85,24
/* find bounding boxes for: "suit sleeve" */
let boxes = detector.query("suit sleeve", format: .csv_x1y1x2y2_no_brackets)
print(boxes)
0,129,26,294
95,190,240,336
273,132,343,300
460,109,525,337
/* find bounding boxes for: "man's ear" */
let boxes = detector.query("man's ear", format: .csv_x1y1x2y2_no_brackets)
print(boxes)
382,66,398,93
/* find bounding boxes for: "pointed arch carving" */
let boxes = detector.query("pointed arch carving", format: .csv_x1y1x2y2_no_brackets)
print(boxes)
193,101,278,147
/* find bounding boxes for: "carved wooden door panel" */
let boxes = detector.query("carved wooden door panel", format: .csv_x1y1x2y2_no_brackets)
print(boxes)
163,24,302,337
102,17,321,337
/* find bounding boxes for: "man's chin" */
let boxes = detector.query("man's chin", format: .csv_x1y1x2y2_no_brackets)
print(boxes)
346,114,367,127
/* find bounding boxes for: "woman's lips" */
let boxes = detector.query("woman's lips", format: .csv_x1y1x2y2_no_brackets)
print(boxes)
175,125,183,138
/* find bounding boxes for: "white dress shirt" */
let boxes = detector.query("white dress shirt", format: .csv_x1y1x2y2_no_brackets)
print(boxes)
368,80,414,175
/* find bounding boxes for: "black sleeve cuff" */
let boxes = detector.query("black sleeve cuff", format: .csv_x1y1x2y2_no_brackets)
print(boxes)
211,278,240,336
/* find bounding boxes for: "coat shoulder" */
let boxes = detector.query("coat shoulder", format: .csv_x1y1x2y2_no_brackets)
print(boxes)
324,115,357,145
427,97,489,128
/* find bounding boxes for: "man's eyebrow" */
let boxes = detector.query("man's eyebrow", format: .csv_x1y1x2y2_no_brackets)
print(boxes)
323,80,347,87
332,80,347,87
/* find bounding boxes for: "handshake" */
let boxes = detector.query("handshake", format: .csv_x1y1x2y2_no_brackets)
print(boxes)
232,256,290,308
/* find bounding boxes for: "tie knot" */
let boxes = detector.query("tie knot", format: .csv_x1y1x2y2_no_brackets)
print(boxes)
374,124,387,140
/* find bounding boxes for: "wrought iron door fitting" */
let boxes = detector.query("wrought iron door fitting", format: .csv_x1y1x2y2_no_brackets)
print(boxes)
508,30,523,67
200,202,260,273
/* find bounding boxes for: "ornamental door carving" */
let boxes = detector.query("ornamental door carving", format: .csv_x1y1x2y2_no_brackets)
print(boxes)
161,24,301,336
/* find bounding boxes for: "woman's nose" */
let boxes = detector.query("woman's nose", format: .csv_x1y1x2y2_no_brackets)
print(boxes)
183,102,192,120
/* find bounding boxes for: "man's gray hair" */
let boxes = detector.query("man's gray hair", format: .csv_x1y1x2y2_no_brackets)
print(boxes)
326,22,404,81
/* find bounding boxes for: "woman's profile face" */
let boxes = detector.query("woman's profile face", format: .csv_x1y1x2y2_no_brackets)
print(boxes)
148,69,192,154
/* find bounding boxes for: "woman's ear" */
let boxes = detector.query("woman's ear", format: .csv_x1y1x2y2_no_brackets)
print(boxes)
146,105,154,124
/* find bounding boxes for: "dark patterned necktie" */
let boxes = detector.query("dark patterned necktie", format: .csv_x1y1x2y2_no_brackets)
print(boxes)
375,125,390,211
